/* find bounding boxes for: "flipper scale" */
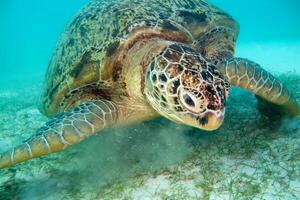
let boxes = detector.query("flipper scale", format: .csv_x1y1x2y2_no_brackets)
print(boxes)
217,58,300,116
0,100,117,169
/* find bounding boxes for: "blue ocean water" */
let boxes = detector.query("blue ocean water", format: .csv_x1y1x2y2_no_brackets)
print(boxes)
0,0,299,83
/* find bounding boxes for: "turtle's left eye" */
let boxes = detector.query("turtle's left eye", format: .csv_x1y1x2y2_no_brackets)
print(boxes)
183,94,195,107
179,90,205,113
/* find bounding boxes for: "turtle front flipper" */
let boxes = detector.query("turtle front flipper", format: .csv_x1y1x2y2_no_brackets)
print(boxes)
0,100,118,169
216,58,300,116
194,26,238,63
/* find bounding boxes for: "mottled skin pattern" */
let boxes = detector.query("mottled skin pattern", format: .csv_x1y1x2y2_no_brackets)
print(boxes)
0,100,118,167
145,42,229,130
41,0,238,117
217,58,300,115
0,0,299,169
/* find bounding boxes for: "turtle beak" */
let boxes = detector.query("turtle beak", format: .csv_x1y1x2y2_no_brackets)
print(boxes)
200,110,224,131
186,110,225,131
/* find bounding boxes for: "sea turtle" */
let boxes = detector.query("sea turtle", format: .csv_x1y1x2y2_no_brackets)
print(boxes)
0,0,299,169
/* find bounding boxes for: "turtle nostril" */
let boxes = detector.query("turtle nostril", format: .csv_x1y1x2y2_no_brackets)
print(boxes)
205,110,224,122
215,110,224,119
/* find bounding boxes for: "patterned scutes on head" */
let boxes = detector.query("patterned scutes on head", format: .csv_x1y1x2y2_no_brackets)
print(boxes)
145,42,229,127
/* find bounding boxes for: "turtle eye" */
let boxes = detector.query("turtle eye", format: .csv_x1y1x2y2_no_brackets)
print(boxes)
183,94,195,107
179,90,203,113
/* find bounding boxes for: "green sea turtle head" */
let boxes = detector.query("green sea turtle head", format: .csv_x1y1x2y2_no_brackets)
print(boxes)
145,42,230,131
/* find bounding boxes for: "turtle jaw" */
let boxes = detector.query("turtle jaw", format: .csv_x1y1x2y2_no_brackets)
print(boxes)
198,110,225,131
181,109,225,131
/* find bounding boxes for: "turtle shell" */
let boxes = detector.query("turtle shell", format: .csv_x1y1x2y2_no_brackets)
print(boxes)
40,0,239,117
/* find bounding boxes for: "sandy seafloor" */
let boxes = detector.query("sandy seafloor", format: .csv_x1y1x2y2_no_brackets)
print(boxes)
0,44,300,200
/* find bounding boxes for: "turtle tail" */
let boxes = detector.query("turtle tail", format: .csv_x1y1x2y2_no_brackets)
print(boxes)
0,100,118,169
216,58,300,116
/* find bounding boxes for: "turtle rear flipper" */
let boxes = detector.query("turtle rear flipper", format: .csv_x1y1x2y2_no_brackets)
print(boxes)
217,58,300,117
0,100,118,169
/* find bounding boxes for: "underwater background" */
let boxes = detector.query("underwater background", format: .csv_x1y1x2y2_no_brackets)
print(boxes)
0,0,300,199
